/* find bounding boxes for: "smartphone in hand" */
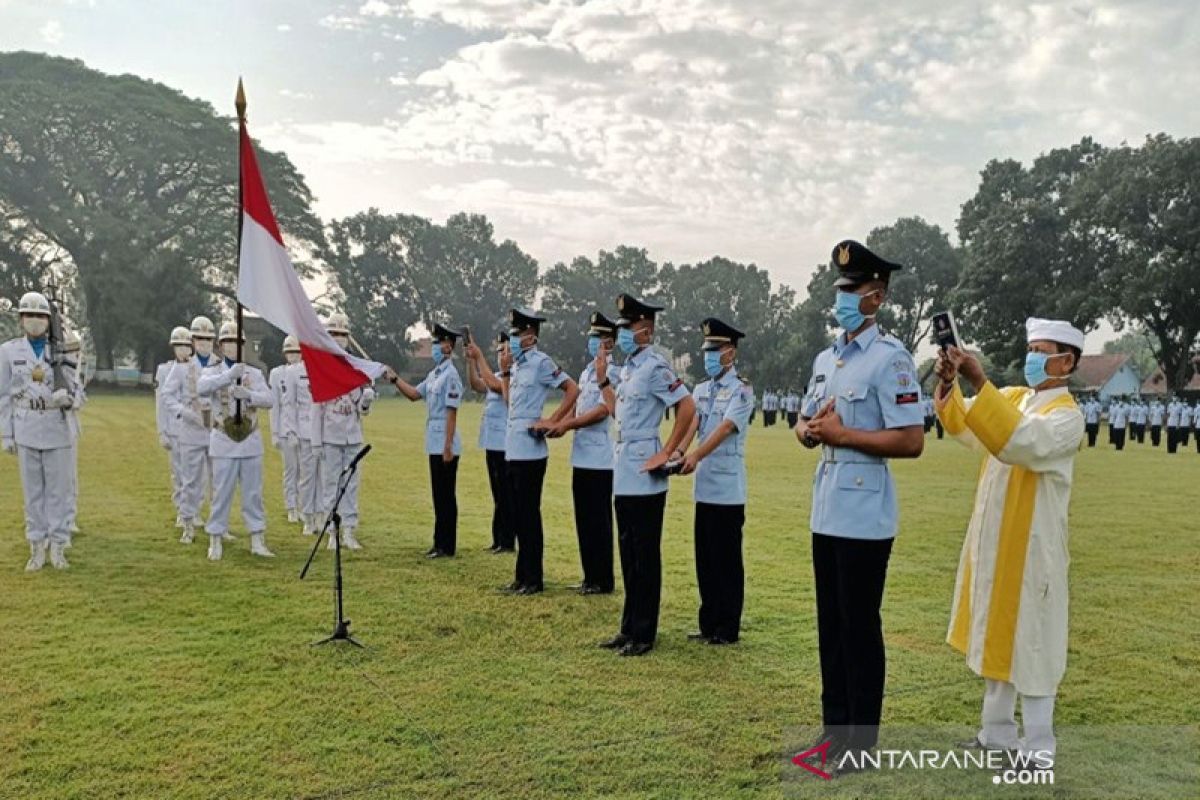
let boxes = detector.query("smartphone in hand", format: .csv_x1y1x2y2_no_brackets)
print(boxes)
931,311,962,351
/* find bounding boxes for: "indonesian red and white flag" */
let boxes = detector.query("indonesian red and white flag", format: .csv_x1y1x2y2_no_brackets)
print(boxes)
236,121,384,402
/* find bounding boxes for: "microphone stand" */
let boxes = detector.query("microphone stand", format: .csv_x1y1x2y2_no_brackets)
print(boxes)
300,445,370,647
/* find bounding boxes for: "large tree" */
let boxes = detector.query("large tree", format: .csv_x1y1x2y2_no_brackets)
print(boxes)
325,210,538,371
1074,135,1200,390
537,245,661,374
866,216,962,353
0,52,324,373
954,138,1109,370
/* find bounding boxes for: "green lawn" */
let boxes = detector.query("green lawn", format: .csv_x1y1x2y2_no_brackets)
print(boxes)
1,393,1196,799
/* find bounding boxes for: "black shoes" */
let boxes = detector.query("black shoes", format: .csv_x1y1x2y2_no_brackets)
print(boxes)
425,549,451,559
618,641,653,657
499,581,523,593
516,584,544,595
598,634,629,649
578,583,612,595
687,631,710,642
707,635,737,646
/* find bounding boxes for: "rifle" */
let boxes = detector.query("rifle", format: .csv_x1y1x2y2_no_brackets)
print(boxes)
45,282,69,418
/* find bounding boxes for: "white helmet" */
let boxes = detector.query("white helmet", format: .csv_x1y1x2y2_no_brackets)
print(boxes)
218,321,244,343
62,330,81,353
326,313,350,335
170,326,192,346
282,334,301,353
190,315,216,339
18,291,50,316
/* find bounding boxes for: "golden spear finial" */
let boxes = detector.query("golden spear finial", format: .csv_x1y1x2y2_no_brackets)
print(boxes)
235,77,247,122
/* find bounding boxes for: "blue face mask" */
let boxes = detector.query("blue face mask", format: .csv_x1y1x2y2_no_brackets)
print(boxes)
587,336,602,358
509,334,525,354
432,346,446,365
617,327,638,354
833,290,875,332
703,350,726,378
1024,351,1067,387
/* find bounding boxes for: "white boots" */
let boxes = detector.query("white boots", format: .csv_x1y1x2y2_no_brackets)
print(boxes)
250,532,275,558
207,534,223,561
49,542,70,570
301,514,315,536
175,513,184,528
326,527,362,550
180,520,196,544
25,540,48,572
287,508,299,523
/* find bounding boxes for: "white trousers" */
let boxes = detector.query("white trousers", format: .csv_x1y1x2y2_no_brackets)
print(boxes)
321,444,362,529
298,438,323,516
68,440,79,528
176,444,212,522
18,445,73,544
979,678,1057,759
168,437,183,513
205,455,266,535
280,436,300,510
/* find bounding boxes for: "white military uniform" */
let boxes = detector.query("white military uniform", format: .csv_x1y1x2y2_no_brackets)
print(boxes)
161,355,218,531
0,336,85,557
269,363,300,518
197,359,274,544
286,359,324,532
312,384,374,540
156,360,185,523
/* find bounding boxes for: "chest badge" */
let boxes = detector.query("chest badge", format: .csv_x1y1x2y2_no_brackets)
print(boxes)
835,359,844,368
31,365,45,382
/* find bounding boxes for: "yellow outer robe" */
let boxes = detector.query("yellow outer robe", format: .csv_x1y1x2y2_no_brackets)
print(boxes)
936,382,1084,696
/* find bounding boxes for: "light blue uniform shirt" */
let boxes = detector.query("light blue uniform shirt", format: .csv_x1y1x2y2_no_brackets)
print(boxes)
479,389,508,451
571,355,620,470
416,360,463,456
801,325,923,540
504,347,568,461
613,346,690,497
1084,401,1100,424
692,366,754,506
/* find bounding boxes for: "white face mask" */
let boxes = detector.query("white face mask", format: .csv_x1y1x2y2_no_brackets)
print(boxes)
284,352,301,365
221,341,239,360
332,334,350,349
194,339,213,358
22,316,48,338
174,345,193,361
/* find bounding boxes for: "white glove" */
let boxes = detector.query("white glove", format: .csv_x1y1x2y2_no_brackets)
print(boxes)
271,436,281,449
360,389,375,412
286,432,299,446
225,363,244,383
2,439,14,455
181,408,203,427
231,385,251,401
50,389,73,409
159,434,172,450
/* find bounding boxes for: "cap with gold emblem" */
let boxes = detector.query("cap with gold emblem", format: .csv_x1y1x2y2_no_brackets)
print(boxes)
831,239,903,288
701,317,745,351
615,293,663,327
509,307,546,335
588,311,618,336
431,323,462,343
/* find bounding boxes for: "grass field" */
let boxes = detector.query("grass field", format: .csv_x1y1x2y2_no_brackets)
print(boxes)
1,392,1197,799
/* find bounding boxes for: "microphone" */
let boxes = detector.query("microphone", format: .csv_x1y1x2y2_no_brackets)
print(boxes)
348,444,372,471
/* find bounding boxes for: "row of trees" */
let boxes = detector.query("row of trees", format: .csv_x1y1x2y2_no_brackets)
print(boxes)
2,52,1197,389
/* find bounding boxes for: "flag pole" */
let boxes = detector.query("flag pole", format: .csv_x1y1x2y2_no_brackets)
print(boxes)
234,78,247,425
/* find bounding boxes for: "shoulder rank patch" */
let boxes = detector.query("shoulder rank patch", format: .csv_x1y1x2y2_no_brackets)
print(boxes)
814,374,826,384
551,368,562,378
895,391,919,405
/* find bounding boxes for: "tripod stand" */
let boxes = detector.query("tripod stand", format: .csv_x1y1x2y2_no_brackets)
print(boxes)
300,444,371,647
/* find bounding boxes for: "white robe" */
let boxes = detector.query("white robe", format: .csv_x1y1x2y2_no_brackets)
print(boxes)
936,382,1084,696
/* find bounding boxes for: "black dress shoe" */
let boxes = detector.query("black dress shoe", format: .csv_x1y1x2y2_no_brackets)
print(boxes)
498,581,523,593
486,545,501,553
686,631,711,642
516,584,544,595
426,549,451,559
598,634,629,649
618,641,653,657
494,546,516,554
424,546,437,556
567,582,584,591
580,585,609,595
707,635,738,645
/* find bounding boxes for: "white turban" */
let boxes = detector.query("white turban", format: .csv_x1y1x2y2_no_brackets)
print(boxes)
1026,317,1085,350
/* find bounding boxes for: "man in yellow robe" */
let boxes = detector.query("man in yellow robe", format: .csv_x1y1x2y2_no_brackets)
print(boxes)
934,318,1086,764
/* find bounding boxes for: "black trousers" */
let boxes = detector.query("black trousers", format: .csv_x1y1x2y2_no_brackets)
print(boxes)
1183,428,1192,447
1113,428,1126,450
923,416,933,433
786,411,799,428
615,492,667,644
694,502,745,641
764,410,776,427
1086,422,1099,447
1151,424,1162,446
812,531,894,751
485,450,515,549
428,455,459,554
935,417,944,439
1195,430,1200,453
572,468,615,591
1167,427,1178,453
508,458,548,588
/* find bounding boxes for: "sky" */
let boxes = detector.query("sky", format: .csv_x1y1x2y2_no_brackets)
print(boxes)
3,0,1199,346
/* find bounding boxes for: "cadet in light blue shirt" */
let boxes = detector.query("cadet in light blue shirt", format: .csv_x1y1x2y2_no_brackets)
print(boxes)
679,317,754,645
547,312,622,594
597,293,695,658
466,331,515,553
497,307,579,594
386,323,464,558
796,239,925,760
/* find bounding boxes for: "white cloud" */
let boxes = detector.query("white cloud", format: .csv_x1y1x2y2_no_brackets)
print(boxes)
277,23,293,33
40,19,64,44
279,88,314,100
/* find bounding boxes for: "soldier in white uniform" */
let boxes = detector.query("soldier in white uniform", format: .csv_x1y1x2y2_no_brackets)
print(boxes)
1148,398,1165,447
1193,401,1200,453
313,315,375,550
1166,396,1181,454
1109,397,1128,451
62,329,85,539
269,335,302,523
1,292,86,571
1181,401,1194,449
162,317,219,544
1083,396,1101,447
287,342,324,536
197,322,276,561
157,327,193,529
